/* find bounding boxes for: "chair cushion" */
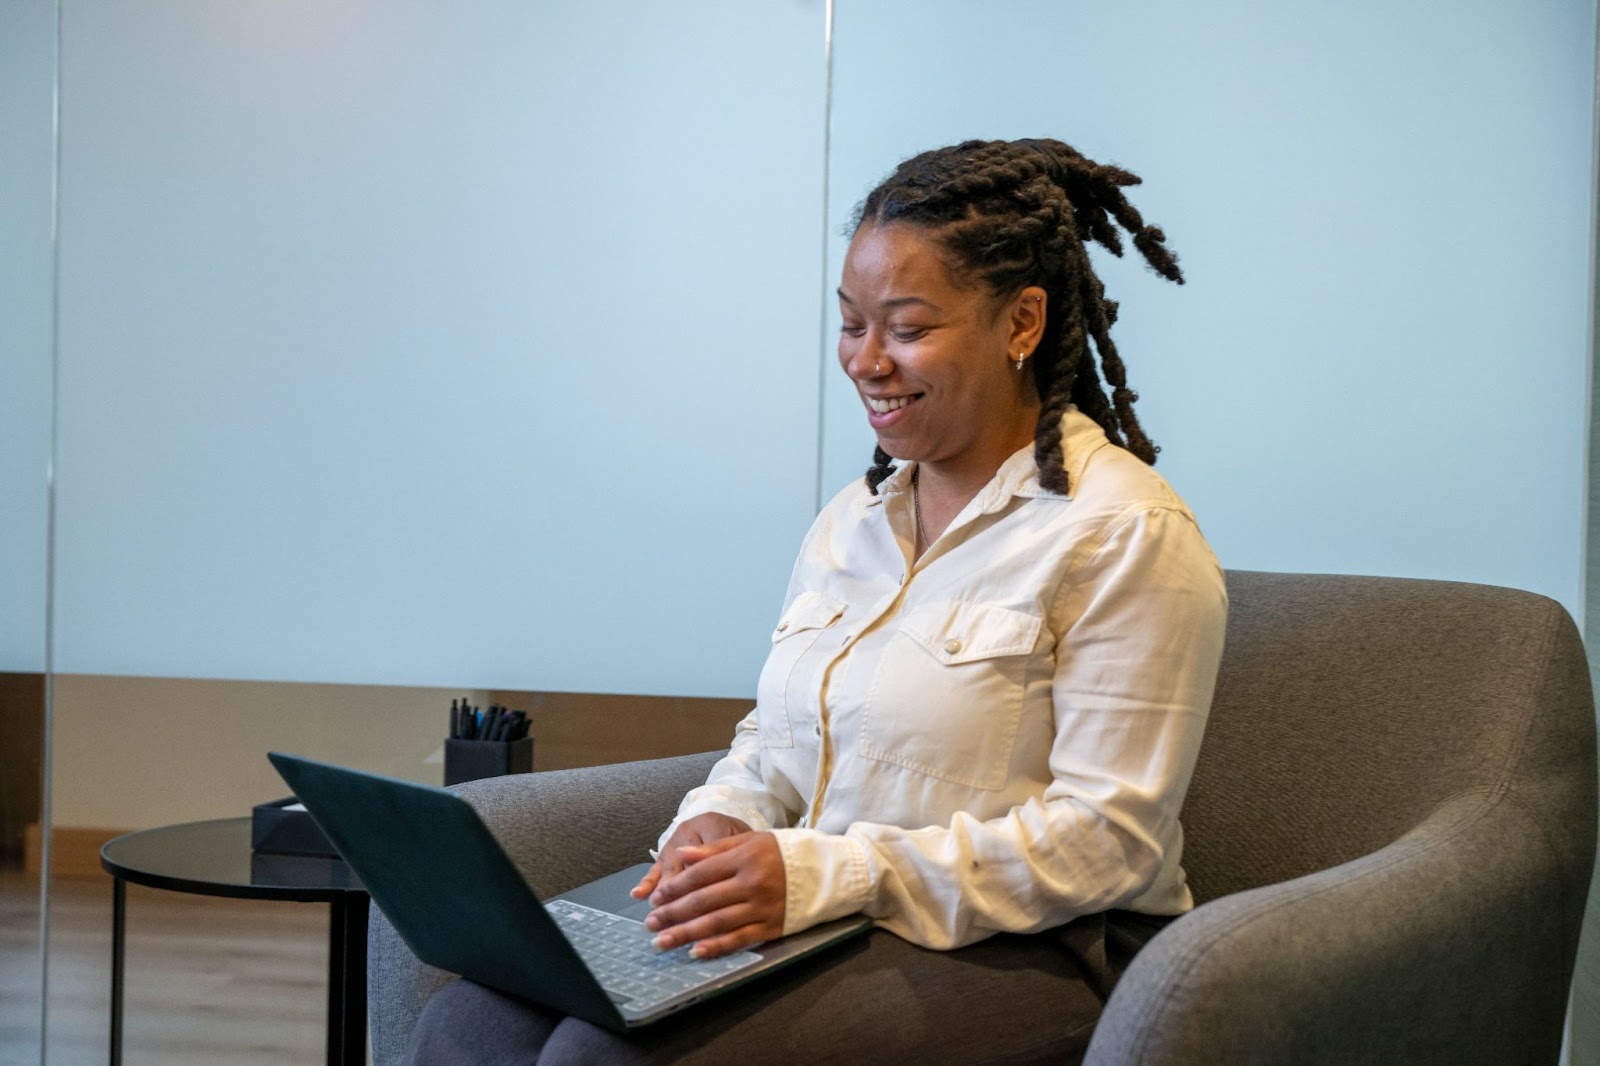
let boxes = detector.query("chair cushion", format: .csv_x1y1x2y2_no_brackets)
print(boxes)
1179,571,1591,903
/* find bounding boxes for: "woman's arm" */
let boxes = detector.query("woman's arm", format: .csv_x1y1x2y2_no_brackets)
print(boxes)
632,704,804,954
659,707,801,836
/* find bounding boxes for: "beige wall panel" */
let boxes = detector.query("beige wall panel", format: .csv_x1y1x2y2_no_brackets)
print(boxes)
50,675,481,829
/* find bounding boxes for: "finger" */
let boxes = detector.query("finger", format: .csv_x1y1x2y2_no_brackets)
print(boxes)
630,861,662,900
674,834,752,862
649,900,765,952
649,843,749,905
660,842,692,881
645,874,751,935
655,835,745,891
687,923,778,960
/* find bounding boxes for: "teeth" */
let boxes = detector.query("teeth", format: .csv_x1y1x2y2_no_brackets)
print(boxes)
868,395,915,414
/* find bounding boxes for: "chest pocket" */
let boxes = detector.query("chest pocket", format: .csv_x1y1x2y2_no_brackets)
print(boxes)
754,591,847,749
860,602,1042,790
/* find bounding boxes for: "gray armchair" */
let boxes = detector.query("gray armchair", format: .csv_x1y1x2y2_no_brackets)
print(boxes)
369,572,1597,1064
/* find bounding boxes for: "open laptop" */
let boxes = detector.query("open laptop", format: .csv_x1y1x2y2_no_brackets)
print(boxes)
268,752,871,1031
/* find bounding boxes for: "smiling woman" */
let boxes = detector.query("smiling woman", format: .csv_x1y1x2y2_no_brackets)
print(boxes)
844,139,1185,539
837,223,1048,527
404,138,1227,1066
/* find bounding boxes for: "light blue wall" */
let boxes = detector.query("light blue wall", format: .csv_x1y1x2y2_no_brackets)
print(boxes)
823,0,1595,617
51,0,826,696
19,0,1600,1055
39,1,1598,690
0,0,55,673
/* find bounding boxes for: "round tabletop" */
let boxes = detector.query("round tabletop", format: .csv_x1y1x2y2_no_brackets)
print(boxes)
101,817,365,902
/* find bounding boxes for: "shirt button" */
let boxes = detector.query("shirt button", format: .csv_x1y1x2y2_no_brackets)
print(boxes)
943,638,963,655
776,622,789,632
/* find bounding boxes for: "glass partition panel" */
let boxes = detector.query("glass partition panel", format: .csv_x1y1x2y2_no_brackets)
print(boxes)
43,0,828,1059
0,0,56,1061
824,0,1593,614
54,0,826,697
826,1,1597,1059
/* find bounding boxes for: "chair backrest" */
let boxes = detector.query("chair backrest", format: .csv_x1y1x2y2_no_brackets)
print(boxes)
1179,571,1595,906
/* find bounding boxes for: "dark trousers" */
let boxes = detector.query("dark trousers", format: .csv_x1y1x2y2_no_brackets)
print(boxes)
402,911,1168,1066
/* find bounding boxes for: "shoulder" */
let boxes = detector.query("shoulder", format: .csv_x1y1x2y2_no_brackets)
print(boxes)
1052,412,1195,531
1045,413,1222,592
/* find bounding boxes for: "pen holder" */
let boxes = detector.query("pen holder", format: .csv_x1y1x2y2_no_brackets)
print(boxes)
444,737,534,786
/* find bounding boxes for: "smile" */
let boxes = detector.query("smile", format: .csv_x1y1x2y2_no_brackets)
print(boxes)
866,394,921,413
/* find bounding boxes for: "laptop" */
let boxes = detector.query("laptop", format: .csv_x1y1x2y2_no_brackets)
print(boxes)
268,752,871,1031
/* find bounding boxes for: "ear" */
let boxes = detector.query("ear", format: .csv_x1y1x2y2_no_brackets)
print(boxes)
1006,285,1048,360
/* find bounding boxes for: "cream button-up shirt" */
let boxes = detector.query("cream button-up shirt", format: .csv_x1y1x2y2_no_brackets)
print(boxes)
662,408,1228,950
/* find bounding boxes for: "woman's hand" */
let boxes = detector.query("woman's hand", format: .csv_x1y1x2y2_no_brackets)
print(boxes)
640,831,786,959
630,812,753,902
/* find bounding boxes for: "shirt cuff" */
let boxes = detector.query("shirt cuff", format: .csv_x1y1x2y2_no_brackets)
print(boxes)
769,828,875,937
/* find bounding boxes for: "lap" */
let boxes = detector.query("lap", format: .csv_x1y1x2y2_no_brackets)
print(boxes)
403,912,1166,1066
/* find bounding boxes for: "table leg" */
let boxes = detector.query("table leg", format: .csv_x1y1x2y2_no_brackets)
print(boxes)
110,876,125,1066
326,894,369,1066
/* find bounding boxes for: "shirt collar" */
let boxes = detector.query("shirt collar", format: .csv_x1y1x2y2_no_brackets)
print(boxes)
865,406,1110,509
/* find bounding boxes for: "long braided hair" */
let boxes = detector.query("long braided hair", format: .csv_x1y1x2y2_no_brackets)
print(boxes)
853,138,1183,495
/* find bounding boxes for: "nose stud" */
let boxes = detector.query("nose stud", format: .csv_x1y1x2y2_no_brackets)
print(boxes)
873,358,887,377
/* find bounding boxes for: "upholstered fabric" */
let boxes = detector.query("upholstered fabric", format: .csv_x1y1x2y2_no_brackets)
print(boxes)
1083,572,1595,1065
368,572,1596,1065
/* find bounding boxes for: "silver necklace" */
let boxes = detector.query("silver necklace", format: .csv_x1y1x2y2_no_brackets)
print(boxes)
913,467,928,549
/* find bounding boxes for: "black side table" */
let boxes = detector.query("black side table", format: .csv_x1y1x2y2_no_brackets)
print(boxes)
100,817,369,1066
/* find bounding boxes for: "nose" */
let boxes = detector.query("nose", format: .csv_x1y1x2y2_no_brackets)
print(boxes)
841,330,888,381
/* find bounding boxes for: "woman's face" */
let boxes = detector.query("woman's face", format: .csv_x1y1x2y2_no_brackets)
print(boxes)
838,223,1045,482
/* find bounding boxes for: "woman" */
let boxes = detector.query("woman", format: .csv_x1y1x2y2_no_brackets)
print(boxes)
407,137,1227,1064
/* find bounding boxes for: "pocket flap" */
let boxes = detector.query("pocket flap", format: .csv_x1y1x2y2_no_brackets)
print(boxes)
771,591,847,642
899,602,1042,664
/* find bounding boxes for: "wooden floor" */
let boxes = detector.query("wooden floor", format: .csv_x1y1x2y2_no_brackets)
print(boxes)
2,868,340,1065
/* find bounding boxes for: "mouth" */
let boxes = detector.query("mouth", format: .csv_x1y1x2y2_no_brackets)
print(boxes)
863,392,923,429
865,393,922,414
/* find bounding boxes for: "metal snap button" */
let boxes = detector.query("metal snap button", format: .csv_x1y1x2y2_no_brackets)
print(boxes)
943,638,962,655
777,622,789,632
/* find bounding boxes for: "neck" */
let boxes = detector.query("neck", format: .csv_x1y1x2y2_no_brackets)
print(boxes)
912,408,1039,551
917,403,1040,504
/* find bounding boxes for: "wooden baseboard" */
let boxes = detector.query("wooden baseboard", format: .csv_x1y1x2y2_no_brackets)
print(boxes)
24,824,126,879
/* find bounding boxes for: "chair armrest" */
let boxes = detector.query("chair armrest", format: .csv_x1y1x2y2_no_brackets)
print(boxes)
1086,788,1584,1066
368,750,726,1065
455,749,727,897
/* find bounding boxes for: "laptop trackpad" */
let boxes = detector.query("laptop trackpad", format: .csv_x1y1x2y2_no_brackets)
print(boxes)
554,863,656,921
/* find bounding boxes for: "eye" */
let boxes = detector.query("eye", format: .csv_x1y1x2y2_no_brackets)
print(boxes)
839,323,866,338
889,327,928,343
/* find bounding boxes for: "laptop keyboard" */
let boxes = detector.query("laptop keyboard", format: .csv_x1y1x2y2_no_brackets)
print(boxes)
545,899,763,1012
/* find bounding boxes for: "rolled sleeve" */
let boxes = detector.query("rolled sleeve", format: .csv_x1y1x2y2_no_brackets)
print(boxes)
655,708,800,854
769,828,874,936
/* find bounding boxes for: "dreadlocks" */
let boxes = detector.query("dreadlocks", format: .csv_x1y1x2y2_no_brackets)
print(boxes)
852,138,1183,495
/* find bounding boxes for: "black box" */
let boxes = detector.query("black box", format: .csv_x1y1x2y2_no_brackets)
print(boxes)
444,737,534,786
251,796,339,857
250,849,358,887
